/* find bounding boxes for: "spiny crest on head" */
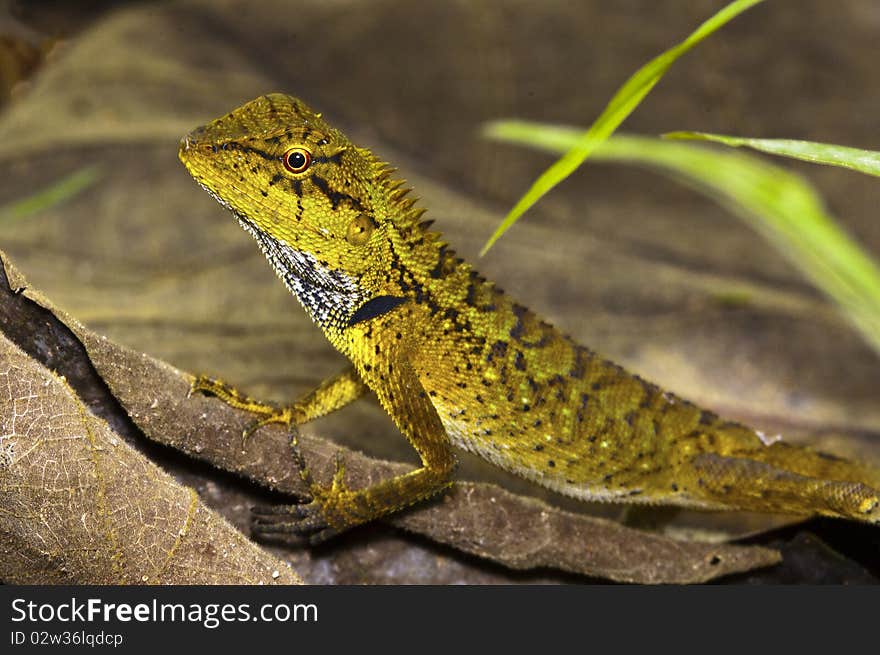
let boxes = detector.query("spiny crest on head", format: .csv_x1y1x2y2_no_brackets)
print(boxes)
367,154,443,248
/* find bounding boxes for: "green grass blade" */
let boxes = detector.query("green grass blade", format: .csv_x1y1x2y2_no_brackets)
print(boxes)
479,0,765,256
665,131,880,177
0,165,102,226
484,120,880,354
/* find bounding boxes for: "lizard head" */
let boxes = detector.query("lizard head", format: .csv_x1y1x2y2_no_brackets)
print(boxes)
179,93,436,329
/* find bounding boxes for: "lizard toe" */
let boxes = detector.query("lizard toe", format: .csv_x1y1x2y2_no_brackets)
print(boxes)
250,501,332,538
188,374,221,398
250,501,312,516
307,526,343,545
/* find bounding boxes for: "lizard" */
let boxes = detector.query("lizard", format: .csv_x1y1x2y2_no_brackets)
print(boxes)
178,93,880,543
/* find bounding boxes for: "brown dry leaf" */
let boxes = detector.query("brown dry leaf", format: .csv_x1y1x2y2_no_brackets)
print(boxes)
0,318,301,584
0,251,780,583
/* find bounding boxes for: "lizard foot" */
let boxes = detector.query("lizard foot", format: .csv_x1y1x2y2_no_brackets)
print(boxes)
251,451,355,545
189,374,297,447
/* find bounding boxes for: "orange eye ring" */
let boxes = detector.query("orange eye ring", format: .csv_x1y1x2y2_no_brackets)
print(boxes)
282,147,311,174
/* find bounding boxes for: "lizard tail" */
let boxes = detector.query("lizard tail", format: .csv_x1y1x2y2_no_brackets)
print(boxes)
681,439,880,524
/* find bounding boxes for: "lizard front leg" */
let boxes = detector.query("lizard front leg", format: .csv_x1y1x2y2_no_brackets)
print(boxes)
190,365,368,442
252,357,456,543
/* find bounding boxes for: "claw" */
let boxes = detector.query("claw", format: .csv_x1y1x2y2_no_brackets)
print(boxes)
289,432,316,489
251,502,311,517
308,526,341,545
240,407,293,449
189,374,223,399
187,375,204,399
251,501,334,540
253,520,321,536
251,523,320,544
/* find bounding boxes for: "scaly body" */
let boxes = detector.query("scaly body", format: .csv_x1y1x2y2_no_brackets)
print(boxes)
179,94,880,542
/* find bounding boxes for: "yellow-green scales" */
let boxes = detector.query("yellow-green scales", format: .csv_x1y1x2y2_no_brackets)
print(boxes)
179,94,880,541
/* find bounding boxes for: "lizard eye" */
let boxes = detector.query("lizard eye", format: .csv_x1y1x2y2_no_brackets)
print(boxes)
282,147,311,174
346,213,375,246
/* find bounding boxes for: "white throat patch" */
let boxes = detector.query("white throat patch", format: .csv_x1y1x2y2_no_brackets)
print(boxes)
193,181,364,327
236,216,363,327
